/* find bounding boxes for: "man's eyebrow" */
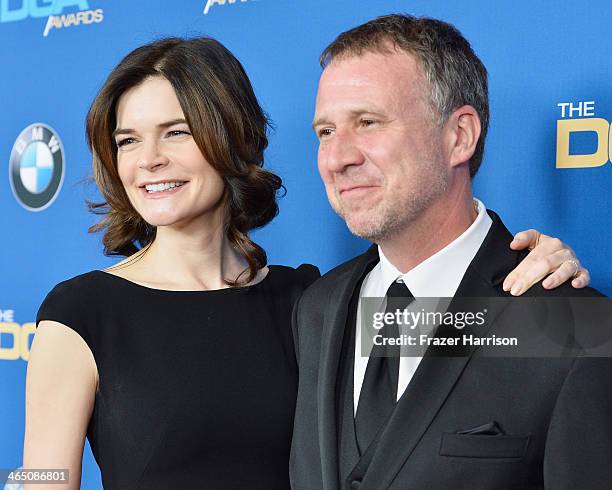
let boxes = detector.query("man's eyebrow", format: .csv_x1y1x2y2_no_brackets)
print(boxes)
312,109,387,129
311,116,331,129
112,118,188,138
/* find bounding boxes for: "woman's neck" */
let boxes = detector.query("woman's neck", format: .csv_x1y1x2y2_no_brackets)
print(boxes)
111,214,251,290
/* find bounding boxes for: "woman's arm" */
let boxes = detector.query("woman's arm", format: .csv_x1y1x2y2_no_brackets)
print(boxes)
23,321,98,490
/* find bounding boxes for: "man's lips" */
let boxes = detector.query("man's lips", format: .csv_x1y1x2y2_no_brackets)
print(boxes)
338,184,379,195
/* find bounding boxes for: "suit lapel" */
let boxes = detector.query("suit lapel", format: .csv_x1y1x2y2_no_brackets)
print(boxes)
357,211,523,489
318,245,379,490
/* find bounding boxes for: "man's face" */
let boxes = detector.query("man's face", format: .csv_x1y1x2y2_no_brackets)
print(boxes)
313,48,449,242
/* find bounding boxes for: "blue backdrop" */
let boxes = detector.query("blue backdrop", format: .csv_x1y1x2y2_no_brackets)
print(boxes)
1,1,610,488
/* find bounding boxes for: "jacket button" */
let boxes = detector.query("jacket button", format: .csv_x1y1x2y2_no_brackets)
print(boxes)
351,480,361,489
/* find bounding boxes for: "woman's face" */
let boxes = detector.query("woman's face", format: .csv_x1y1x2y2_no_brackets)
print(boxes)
114,76,226,229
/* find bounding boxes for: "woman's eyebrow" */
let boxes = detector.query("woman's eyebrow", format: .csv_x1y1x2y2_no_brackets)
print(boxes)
112,118,188,138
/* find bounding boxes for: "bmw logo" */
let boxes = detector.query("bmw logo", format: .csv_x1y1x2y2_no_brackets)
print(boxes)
9,123,65,211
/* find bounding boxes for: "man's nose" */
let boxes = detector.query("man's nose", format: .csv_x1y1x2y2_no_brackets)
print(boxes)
320,131,365,173
138,140,169,171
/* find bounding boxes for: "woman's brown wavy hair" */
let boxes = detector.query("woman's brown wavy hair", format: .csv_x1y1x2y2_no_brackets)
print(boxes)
86,37,282,285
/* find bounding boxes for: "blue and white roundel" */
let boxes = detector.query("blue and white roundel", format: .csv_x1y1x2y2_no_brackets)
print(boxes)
19,141,54,194
9,123,65,211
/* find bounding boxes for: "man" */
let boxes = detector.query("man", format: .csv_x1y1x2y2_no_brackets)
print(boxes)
290,14,611,489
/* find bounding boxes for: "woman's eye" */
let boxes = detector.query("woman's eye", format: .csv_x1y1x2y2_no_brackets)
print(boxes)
116,138,135,147
167,130,190,137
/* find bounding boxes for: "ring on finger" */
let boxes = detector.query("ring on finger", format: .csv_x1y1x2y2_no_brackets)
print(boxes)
529,232,541,251
564,259,580,278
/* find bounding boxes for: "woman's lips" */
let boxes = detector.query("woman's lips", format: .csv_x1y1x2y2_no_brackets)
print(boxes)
140,182,189,199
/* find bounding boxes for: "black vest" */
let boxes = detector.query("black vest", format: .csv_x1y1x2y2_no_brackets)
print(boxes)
336,262,396,489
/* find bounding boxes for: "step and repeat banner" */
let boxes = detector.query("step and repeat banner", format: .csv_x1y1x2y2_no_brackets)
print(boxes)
1,1,610,488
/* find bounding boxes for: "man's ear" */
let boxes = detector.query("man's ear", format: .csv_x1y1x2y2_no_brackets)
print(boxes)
445,105,481,168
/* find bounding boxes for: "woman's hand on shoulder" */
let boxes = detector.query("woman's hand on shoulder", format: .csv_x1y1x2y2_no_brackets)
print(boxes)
23,321,98,490
504,229,590,295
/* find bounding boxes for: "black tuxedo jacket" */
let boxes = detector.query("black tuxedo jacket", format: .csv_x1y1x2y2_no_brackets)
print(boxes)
290,211,612,490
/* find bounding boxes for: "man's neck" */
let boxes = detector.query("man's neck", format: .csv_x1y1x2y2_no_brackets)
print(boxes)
378,191,477,274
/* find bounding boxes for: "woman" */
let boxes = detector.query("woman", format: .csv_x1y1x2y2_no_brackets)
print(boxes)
23,37,587,489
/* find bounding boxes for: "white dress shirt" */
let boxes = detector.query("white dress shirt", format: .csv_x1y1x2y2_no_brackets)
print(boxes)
354,199,493,414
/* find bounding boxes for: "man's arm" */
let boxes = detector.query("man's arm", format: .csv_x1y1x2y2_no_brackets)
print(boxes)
544,357,612,489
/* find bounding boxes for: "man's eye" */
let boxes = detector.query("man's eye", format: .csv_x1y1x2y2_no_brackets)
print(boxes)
360,119,376,127
116,138,135,147
318,128,334,138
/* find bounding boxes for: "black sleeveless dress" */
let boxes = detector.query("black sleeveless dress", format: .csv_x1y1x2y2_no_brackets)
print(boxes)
36,264,320,489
